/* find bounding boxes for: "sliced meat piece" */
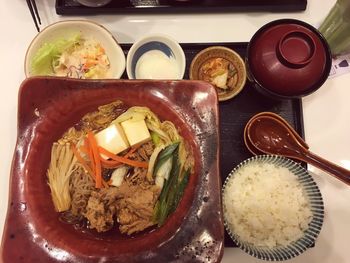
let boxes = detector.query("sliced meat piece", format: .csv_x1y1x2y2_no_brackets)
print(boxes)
119,219,155,235
83,188,119,232
116,184,160,235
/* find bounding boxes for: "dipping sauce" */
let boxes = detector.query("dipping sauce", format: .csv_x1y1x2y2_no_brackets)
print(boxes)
135,50,179,79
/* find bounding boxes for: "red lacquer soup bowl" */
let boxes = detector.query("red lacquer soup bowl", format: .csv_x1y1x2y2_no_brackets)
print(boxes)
1,77,224,263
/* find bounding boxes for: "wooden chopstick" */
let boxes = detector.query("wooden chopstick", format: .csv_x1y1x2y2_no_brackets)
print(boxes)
26,0,40,32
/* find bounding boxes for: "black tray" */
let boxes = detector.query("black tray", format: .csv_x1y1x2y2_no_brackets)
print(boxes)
120,42,306,247
56,0,307,15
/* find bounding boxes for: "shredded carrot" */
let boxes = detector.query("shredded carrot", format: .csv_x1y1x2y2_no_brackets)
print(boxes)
79,145,89,155
98,45,105,54
74,133,147,187
71,143,95,180
88,131,102,188
84,137,96,175
98,146,149,168
82,60,98,70
99,146,139,168
100,158,120,165
101,162,123,169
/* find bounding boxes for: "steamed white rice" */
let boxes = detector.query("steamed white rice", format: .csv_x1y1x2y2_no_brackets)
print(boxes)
223,162,312,248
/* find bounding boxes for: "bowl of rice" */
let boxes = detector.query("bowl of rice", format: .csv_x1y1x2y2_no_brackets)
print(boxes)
222,155,324,261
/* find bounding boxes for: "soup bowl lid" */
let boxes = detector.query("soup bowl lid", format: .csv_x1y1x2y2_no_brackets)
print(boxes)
247,19,332,98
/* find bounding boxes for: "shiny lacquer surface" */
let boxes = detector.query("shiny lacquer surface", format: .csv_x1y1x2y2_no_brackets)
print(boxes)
1,77,224,263
247,115,350,186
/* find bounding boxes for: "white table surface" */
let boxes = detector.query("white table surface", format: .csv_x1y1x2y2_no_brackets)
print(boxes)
1,0,350,262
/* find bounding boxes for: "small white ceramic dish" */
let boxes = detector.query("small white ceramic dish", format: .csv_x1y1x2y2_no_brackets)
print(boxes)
126,34,186,80
25,20,125,79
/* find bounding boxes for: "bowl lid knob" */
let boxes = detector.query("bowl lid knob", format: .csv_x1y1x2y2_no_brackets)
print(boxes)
277,30,316,68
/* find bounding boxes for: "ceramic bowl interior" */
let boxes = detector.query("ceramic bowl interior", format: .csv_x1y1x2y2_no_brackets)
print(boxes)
24,20,126,79
189,46,247,101
222,155,324,261
1,77,224,262
126,34,186,79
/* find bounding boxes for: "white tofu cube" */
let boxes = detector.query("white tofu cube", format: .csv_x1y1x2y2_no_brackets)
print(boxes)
94,123,129,155
121,119,151,147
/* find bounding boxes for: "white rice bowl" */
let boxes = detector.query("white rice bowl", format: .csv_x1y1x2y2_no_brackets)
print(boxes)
222,155,324,261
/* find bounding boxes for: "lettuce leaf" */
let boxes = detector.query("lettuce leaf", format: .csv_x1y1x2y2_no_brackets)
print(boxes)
31,33,81,75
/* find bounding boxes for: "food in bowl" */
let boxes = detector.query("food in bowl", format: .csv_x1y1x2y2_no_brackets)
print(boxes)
1,78,224,262
47,101,194,234
135,50,179,79
223,155,324,261
25,20,126,79
31,33,111,79
190,46,246,101
126,34,186,80
199,58,239,91
223,161,312,248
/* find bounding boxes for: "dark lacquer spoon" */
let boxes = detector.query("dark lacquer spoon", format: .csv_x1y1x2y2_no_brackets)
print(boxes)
246,115,350,185
244,112,309,155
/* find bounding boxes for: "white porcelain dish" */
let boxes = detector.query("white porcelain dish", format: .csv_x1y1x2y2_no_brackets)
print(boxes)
126,34,186,80
24,20,125,79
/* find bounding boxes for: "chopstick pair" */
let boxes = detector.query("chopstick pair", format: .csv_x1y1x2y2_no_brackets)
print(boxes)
26,0,41,32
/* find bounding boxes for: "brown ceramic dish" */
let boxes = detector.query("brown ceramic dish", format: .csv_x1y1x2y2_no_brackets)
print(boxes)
190,46,247,101
246,19,332,99
1,77,224,263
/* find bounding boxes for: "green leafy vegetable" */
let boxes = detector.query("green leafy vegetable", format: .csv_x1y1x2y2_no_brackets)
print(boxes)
153,142,179,177
31,33,81,75
153,146,190,227
151,131,161,146
171,169,190,213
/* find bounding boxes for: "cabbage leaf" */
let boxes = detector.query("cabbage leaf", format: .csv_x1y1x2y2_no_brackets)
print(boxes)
31,33,81,75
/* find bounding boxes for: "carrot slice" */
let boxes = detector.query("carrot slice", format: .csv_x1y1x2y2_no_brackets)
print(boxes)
101,161,123,169
84,137,96,175
98,146,149,168
99,146,140,168
88,132,102,188
79,145,89,155
71,143,95,181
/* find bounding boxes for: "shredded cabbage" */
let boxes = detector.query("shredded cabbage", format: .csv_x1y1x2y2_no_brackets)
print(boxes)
31,33,110,79
31,33,81,75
